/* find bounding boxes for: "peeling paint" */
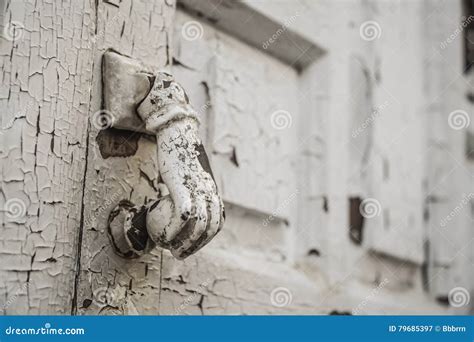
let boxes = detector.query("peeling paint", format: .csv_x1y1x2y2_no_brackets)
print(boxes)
0,0,96,314
74,0,175,315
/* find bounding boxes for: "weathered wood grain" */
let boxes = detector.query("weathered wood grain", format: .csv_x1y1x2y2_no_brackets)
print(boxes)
0,0,95,314
74,0,175,315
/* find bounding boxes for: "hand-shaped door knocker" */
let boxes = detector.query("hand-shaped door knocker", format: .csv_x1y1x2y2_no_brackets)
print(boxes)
102,50,224,260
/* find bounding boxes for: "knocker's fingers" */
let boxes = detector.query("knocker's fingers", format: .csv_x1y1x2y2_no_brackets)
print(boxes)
205,194,222,239
171,200,208,259
146,196,183,247
175,191,194,223
216,197,225,234
201,196,224,247
146,187,195,246
180,194,223,258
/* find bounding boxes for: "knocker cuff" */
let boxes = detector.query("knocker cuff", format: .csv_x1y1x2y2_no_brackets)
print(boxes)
140,103,200,133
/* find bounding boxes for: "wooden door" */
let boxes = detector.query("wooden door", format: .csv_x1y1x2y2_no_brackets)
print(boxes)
0,0,175,315
73,0,175,315
74,0,314,316
2,0,320,315
1,0,97,314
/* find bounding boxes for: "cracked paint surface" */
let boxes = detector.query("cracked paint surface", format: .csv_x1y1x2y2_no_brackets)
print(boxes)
0,0,95,314
103,59,225,261
1,0,464,316
173,12,299,221
155,11,305,315
135,71,224,259
74,0,175,315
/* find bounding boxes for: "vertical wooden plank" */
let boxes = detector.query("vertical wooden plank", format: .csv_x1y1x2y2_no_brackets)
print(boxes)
74,0,175,315
0,0,95,314
365,0,425,264
423,0,473,303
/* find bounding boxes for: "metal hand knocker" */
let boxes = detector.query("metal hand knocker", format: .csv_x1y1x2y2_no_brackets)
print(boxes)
102,50,224,260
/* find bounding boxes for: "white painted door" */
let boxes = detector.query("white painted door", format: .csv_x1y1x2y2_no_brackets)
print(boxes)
74,0,175,315
0,0,175,315
1,0,316,315
74,1,311,315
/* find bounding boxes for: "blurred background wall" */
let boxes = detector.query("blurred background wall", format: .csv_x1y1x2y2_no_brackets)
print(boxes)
167,0,473,314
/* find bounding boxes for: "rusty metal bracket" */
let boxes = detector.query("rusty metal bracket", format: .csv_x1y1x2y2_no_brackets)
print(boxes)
102,51,224,260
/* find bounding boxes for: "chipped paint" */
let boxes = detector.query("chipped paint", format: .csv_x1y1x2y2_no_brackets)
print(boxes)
0,0,96,314
2,0,469,316
74,0,176,315
137,72,224,259
101,51,224,261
